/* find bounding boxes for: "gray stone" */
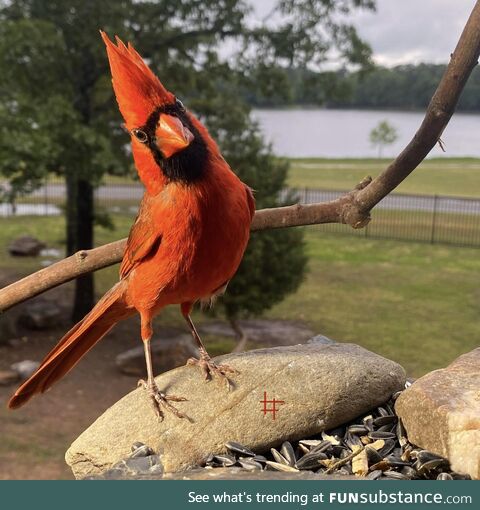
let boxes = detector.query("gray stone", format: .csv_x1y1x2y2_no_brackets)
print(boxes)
116,334,198,377
11,360,40,379
0,313,17,345
0,369,19,386
307,335,336,346
66,341,405,478
8,235,45,256
395,348,480,480
19,300,61,330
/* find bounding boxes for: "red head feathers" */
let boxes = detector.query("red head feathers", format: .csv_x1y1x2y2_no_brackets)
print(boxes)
100,31,175,130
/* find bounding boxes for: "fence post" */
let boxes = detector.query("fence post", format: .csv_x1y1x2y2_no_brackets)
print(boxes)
430,194,438,244
44,175,48,216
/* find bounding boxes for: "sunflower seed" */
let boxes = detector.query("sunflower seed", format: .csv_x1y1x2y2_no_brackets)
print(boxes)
225,441,255,457
345,433,364,449
417,458,447,474
415,450,445,464
367,469,383,480
363,415,374,431
384,470,408,480
214,454,236,467
281,441,296,466
271,448,289,465
437,472,453,481
239,458,262,471
396,419,408,447
298,444,310,455
365,446,383,465
310,440,333,454
299,439,323,447
369,431,396,440
370,460,391,472
401,466,418,479
385,455,409,467
377,407,390,418
374,415,397,427
296,451,328,470
378,439,396,457
265,461,299,473
131,441,148,453
349,424,368,435
130,444,154,458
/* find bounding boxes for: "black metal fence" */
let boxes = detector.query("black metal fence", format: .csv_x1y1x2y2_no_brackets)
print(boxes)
289,188,480,248
1,179,479,248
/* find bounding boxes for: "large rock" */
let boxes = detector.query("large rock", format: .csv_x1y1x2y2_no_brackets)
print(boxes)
395,348,480,480
11,360,40,379
0,313,17,345
18,300,61,330
116,334,198,376
0,369,19,386
66,342,405,478
8,235,45,256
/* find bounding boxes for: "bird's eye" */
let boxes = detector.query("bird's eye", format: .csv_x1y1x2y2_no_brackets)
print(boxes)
175,98,185,111
132,128,148,143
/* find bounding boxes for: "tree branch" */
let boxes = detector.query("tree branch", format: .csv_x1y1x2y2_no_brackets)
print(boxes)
1,1,479,313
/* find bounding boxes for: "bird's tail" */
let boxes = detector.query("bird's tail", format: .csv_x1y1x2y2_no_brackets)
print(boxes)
8,281,132,409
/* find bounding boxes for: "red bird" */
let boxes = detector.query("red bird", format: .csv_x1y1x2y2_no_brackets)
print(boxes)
8,32,255,418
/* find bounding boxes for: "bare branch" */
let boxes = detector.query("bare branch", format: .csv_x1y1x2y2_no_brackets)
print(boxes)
354,1,480,213
0,189,369,313
1,2,479,313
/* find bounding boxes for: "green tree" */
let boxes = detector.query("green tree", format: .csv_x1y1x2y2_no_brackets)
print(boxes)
201,91,307,347
0,0,374,324
369,120,398,158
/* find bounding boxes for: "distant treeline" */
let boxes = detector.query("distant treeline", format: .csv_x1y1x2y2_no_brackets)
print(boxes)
245,64,480,111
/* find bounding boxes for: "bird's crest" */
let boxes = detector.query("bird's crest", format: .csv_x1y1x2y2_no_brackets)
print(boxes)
100,31,174,129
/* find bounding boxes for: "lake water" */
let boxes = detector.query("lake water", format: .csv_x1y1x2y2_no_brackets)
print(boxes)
252,108,480,159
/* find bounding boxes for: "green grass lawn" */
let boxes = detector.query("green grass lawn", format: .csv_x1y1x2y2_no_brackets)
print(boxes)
1,215,478,377
288,157,480,197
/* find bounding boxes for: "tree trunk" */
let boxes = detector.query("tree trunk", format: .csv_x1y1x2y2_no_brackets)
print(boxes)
65,171,78,257
229,317,248,353
71,178,95,322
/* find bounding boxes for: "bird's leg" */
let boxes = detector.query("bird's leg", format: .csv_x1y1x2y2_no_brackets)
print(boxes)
138,316,187,420
182,307,238,388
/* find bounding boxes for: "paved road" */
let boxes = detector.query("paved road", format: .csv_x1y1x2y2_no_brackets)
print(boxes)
1,184,479,216
286,189,480,215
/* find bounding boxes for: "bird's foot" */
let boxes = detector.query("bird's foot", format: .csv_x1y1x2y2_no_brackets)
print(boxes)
137,379,188,420
186,351,238,389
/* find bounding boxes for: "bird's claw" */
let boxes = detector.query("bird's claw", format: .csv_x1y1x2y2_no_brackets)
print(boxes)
137,379,188,420
186,355,238,390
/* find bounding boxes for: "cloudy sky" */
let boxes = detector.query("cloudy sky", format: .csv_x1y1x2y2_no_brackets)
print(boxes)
253,0,475,67
353,0,475,66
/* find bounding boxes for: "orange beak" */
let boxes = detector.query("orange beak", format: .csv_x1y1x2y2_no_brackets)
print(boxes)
155,114,194,158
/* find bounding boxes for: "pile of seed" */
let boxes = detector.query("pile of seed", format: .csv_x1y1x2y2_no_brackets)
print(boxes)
204,390,470,480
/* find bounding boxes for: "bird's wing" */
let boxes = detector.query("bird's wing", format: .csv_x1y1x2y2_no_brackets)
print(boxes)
120,198,162,279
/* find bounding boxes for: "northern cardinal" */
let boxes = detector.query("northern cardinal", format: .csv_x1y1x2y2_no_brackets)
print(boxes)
8,32,255,419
